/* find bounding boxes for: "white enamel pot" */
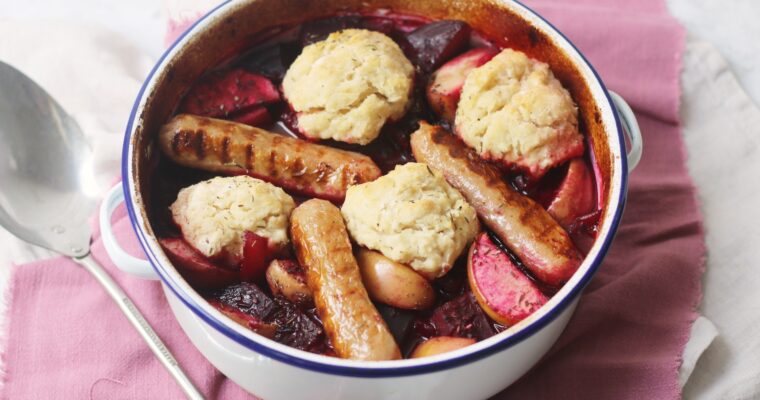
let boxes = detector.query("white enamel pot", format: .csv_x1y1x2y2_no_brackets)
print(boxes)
101,0,642,398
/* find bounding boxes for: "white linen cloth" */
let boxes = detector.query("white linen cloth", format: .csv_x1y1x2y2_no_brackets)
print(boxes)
0,3,759,398
679,38,760,400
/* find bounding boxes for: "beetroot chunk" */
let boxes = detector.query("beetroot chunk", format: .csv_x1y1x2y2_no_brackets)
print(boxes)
209,300,278,338
211,281,276,319
405,20,471,73
209,282,328,353
429,292,496,340
299,16,364,46
269,296,326,351
239,42,300,81
180,69,280,118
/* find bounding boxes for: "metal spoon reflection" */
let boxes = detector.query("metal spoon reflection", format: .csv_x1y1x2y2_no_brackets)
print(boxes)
0,61,204,400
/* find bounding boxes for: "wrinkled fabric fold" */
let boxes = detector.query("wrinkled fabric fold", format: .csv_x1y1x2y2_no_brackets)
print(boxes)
498,1,701,399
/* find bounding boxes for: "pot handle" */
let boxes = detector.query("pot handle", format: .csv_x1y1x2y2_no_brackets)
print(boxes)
608,91,643,172
100,184,159,280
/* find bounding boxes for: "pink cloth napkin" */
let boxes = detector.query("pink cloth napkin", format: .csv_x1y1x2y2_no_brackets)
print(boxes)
500,2,699,399
2,0,702,399
1,205,251,399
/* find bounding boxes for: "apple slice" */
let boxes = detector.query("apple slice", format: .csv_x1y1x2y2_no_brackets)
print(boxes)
547,158,596,230
265,259,313,307
231,106,272,128
240,231,275,282
179,68,280,118
467,233,548,326
410,336,476,358
356,249,436,310
427,47,498,123
159,238,239,289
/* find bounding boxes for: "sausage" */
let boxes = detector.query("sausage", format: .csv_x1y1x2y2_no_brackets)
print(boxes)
158,114,382,201
290,199,401,360
410,122,582,287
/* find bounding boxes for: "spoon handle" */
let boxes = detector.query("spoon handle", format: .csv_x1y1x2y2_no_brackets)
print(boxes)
73,254,205,400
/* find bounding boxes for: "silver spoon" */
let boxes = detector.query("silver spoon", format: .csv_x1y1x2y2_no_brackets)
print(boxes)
0,60,204,400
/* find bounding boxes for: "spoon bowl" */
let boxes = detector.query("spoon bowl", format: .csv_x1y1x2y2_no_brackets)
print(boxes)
0,61,94,257
0,60,203,400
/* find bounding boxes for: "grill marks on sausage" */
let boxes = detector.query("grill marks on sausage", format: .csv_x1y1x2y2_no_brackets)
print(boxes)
245,143,254,171
412,122,582,286
170,129,207,160
346,170,359,186
431,128,502,187
431,128,579,261
268,150,277,177
314,162,333,184
291,157,307,177
158,115,382,201
220,136,231,164
193,130,206,159
170,130,182,154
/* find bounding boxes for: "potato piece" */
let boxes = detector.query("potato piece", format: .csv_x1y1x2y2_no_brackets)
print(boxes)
266,259,313,307
356,249,436,310
411,336,475,358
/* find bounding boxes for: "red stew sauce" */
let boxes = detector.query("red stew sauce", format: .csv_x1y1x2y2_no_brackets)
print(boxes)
150,11,602,358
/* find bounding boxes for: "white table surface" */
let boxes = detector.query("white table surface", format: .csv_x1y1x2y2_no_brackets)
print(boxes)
1,1,759,399
668,0,760,106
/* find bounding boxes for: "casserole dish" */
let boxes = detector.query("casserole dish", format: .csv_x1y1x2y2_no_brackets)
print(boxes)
101,0,642,398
